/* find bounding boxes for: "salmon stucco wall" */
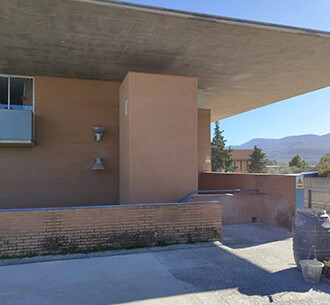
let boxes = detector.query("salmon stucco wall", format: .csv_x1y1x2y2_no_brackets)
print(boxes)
120,72,198,204
188,193,262,225
198,109,211,188
0,76,120,209
201,172,296,229
119,75,130,204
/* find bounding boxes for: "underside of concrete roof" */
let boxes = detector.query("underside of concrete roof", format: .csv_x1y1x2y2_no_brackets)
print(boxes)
0,0,329,121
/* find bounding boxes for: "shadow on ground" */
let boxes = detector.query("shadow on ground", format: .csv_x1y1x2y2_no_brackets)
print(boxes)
158,243,326,298
0,224,329,305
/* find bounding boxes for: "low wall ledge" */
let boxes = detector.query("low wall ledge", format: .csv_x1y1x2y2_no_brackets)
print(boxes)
0,200,221,213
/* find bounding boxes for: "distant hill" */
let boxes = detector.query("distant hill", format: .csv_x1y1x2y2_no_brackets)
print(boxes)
231,133,330,164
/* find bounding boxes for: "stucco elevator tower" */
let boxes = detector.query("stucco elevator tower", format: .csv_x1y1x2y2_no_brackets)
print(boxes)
119,72,199,204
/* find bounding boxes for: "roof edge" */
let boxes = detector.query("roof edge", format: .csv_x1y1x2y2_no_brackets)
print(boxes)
76,0,330,38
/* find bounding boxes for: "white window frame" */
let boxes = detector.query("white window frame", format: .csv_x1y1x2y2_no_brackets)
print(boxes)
0,74,35,113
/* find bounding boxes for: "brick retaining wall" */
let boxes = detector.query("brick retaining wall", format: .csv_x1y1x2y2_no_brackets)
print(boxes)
0,202,221,257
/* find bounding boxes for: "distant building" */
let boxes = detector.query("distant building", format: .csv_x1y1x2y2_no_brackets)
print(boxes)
231,150,253,173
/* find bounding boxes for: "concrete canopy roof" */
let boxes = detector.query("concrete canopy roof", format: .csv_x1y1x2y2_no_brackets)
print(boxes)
1,0,329,121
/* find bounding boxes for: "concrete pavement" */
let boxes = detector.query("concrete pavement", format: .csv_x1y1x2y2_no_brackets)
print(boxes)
1,223,330,305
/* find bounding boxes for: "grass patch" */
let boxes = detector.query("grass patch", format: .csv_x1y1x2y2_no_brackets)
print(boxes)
0,252,37,260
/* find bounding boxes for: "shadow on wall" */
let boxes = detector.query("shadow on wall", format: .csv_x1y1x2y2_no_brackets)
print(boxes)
221,223,292,249
201,172,296,230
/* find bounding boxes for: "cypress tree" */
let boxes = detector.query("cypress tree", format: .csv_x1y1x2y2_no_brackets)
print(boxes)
247,145,267,173
211,121,235,172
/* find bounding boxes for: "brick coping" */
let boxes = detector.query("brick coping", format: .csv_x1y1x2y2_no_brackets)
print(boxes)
0,200,221,213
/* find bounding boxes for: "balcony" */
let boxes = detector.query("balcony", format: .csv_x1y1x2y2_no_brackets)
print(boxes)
0,109,34,146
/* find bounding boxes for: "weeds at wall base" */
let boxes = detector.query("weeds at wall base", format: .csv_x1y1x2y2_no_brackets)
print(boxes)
0,238,207,260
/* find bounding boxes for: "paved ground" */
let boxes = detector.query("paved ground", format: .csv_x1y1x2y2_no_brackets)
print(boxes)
1,223,330,305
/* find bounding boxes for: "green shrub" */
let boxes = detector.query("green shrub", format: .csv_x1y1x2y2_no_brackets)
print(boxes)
317,154,330,177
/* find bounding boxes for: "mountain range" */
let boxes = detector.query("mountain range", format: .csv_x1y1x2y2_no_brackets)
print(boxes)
230,133,330,164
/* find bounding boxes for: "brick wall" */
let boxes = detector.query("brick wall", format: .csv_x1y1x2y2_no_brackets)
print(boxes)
201,172,295,229
0,77,120,209
0,202,221,257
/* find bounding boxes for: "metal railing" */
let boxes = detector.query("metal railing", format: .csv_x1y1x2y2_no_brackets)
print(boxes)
180,189,260,203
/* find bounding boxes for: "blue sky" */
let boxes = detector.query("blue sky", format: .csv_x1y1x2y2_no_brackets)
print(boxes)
121,0,330,145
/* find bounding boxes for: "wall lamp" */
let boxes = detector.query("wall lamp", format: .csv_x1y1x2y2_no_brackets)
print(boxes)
92,156,105,171
93,127,105,141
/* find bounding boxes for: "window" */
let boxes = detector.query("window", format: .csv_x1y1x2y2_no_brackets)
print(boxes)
0,75,34,111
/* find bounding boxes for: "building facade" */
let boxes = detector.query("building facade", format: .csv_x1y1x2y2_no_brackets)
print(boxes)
231,150,253,173
0,0,329,209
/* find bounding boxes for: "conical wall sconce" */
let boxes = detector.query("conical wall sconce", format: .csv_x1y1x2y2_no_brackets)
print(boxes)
92,156,105,171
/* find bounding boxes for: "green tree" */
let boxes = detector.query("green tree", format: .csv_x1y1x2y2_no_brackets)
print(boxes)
266,159,278,166
289,154,309,172
247,145,267,173
318,153,330,165
211,121,235,172
317,153,330,177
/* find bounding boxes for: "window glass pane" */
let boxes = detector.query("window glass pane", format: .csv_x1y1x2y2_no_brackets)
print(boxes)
10,77,33,110
0,77,8,109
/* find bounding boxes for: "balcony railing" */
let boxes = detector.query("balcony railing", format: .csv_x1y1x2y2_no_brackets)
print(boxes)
0,109,34,146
